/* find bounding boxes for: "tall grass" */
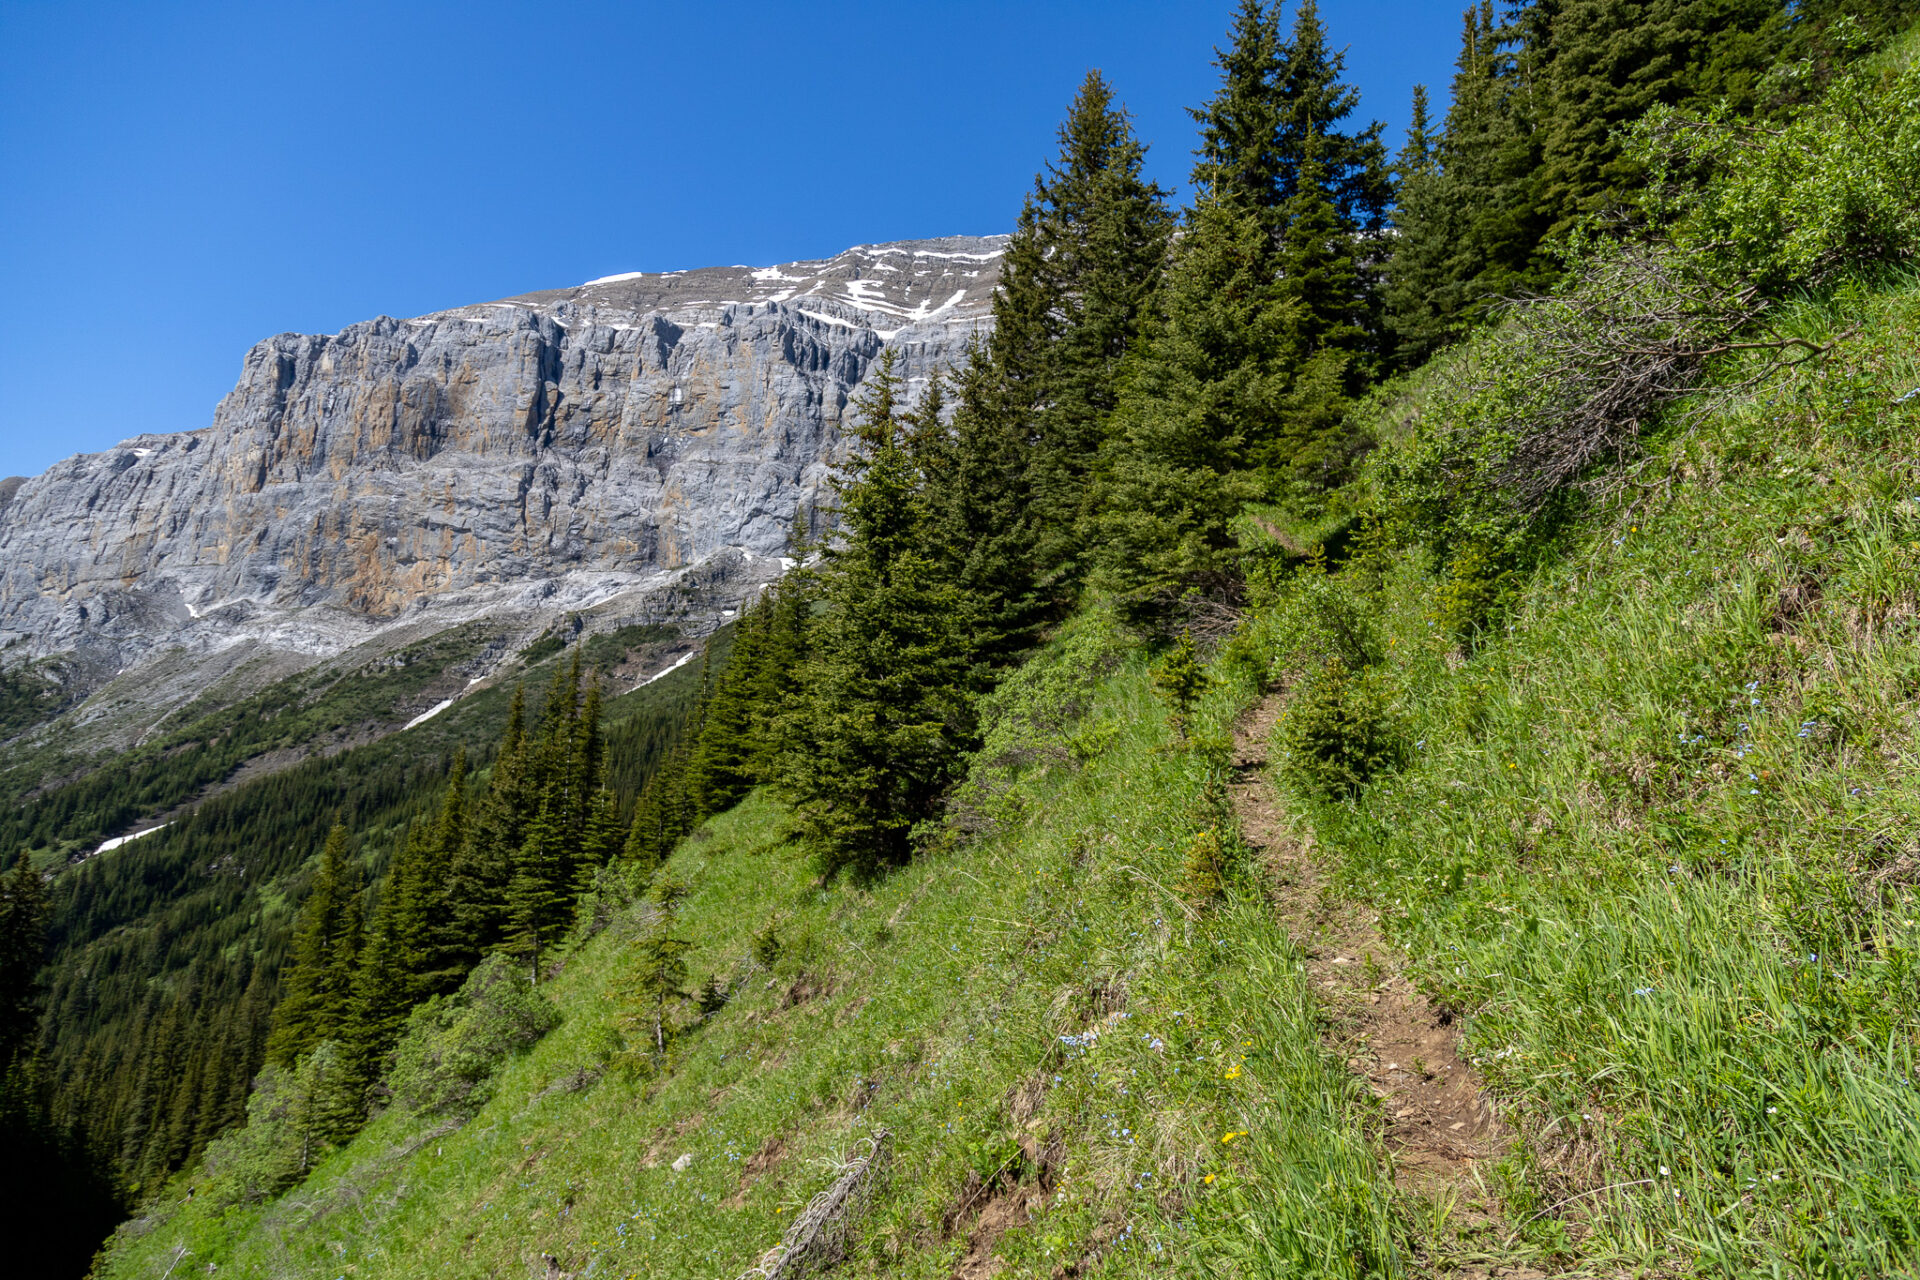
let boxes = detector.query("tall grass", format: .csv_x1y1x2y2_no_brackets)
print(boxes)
1268,280,1920,1276
98,610,1412,1279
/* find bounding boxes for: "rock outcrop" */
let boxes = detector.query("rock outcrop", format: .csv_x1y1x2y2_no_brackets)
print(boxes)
0,235,1004,711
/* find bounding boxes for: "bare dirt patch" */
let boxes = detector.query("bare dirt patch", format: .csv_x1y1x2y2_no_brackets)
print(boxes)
1228,697,1507,1196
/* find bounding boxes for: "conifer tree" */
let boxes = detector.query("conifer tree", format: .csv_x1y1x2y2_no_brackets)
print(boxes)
1274,0,1394,236
0,852,48,1075
417,749,471,996
778,354,980,881
1533,0,1784,241
506,790,570,984
266,826,361,1066
992,71,1172,593
629,879,692,1057
342,827,426,1098
1190,0,1287,215
1090,199,1288,624
1385,82,1467,365
685,620,764,817
447,689,525,962
1270,127,1370,488
919,340,1045,665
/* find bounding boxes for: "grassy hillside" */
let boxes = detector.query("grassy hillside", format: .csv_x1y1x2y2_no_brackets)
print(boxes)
25,622,710,1221
93,268,1920,1278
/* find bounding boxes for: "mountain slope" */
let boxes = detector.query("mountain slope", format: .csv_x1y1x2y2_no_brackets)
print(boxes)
93,265,1920,1280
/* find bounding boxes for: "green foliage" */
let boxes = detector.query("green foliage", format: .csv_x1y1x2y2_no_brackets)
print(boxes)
1007,73,1175,588
0,660,72,741
1152,632,1211,742
0,852,48,1073
95,610,1408,1280
778,356,980,883
266,826,362,1067
1262,270,1920,1273
1089,196,1278,620
385,954,558,1118
1277,655,1402,800
1641,50,1920,290
626,880,693,1061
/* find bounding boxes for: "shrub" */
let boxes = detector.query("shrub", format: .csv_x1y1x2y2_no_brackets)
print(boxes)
387,954,559,1117
1277,657,1402,800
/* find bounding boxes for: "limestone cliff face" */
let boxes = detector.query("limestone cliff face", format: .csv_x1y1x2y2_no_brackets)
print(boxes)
0,236,1004,685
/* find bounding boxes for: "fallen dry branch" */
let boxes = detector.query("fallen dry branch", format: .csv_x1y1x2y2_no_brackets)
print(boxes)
735,1128,892,1280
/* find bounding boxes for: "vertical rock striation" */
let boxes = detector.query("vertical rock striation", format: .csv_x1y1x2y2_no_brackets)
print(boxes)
0,236,1005,693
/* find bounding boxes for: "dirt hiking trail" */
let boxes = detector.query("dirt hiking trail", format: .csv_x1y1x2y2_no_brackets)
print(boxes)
1229,696,1562,1277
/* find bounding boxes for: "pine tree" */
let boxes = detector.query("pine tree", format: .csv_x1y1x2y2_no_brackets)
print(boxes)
685,621,764,818
1090,198,1291,624
1190,0,1287,216
920,338,1045,665
266,826,362,1066
342,826,427,1100
447,690,525,963
1530,0,1785,243
628,879,692,1058
416,749,471,996
1385,3,1549,358
506,789,570,984
0,852,48,1074
1270,127,1369,490
778,355,981,881
993,71,1173,593
1274,0,1394,236
1384,83,1462,365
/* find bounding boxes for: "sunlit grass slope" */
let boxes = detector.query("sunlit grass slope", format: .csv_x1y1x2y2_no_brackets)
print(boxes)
98,612,1412,1280
1270,277,1920,1275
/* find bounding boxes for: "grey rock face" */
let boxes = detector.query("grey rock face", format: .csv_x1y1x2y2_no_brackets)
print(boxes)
0,235,1005,699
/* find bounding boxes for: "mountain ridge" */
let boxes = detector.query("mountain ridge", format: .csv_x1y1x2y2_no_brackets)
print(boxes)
0,233,1006,754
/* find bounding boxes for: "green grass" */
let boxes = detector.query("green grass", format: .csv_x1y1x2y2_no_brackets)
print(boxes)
1262,278,1920,1275
97,610,1422,1279
89,264,1920,1280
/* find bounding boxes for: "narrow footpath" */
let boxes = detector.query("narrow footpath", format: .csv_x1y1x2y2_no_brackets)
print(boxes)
1228,697,1558,1275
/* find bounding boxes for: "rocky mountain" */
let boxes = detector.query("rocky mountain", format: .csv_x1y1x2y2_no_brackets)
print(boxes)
0,235,1005,744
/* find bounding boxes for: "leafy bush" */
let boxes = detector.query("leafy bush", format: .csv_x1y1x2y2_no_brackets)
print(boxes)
1643,51,1920,291
387,954,558,1117
195,1041,361,1206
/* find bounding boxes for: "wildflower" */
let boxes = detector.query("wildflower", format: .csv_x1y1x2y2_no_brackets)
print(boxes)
1224,1065,1242,1080
1659,1166,1670,1177
1221,1131,1247,1144
1203,1173,1216,1184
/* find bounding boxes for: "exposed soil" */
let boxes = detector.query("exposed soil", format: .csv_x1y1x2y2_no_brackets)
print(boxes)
1228,697,1508,1197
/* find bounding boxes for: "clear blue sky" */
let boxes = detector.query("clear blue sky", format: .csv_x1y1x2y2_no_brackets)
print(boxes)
0,0,1460,480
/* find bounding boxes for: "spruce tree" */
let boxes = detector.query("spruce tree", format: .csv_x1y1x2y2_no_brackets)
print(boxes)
778,354,980,881
506,789,570,983
1270,127,1369,489
1274,0,1393,236
629,879,692,1058
266,826,361,1066
1090,198,1288,624
1190,0,1286,216
994,71,1172,593
0,852,48,1075
447,689,525,963
685,620,764,818
417,749,471,996
920,338,1045,664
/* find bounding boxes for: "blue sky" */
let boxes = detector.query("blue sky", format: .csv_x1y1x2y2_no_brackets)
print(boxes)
0,1,1460,480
